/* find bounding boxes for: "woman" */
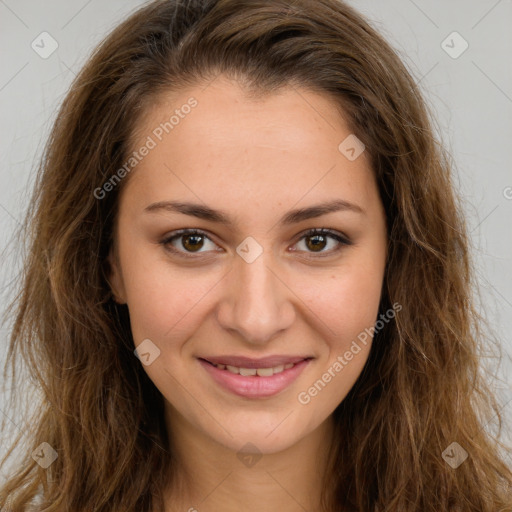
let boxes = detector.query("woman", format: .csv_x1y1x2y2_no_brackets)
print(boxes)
1,0,511,510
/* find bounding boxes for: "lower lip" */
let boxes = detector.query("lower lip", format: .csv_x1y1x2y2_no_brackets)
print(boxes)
198,358,311,398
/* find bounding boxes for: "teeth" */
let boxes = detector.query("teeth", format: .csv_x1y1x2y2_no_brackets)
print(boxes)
239,368,257,376
214,361,298,376
256,367,273,377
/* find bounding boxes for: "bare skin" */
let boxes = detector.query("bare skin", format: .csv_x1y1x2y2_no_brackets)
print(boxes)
109,75,387,512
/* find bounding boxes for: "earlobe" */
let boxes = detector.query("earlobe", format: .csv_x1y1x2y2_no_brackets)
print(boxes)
106,248,127,305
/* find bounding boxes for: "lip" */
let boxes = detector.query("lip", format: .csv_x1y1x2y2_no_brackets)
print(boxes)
198,357,312,399
201,355,311,369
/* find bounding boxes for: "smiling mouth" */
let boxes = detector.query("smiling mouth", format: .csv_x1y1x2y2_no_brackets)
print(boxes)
200,358,312,377
197,356,313,398
199,357,312,377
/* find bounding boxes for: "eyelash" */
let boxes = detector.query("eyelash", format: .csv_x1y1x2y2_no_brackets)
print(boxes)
159,228,352,259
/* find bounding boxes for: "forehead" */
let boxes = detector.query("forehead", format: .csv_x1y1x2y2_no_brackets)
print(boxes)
122,76,377,219
135,76,351,152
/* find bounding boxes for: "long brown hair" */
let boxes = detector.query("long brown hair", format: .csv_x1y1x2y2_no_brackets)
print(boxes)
1,1,511,510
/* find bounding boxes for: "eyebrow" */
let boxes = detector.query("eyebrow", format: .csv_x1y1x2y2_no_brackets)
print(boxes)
144,198,365,227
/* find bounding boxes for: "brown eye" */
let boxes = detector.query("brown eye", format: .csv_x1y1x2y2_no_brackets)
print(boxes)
304,233,328,252
160,229,219,257
292,228,351,257
160,227,351,260
181,233,205,252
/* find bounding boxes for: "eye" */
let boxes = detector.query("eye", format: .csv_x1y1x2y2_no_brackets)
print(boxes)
159,228,351,259
160,229,219,257
291,228,352,257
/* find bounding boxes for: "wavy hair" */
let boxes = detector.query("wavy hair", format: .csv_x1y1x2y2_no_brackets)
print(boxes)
1,0,511,510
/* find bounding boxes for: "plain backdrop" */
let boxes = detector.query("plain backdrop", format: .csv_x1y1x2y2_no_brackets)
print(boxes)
1,0,511,474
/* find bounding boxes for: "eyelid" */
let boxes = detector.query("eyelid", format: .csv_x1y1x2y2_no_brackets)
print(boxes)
290,228,352,259
160,228,220,257
159,227,352,258
294,227,352,247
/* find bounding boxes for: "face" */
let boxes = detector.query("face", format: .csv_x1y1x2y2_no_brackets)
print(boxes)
109,75,387,455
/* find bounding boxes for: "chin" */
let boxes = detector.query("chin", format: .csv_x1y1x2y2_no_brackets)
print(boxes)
201,411,320,455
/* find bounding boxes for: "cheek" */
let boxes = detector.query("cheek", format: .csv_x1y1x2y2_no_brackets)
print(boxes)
126,272,218,347
294,268,382,410
300,259,384,343
117,240,218,345
120,223,385,351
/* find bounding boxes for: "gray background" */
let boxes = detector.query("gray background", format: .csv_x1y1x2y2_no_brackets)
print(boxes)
1,0,511,474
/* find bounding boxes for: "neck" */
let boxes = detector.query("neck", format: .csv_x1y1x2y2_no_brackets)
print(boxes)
162,404,335,512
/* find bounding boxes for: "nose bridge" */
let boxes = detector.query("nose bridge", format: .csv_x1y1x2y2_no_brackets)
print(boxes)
217,247,295,344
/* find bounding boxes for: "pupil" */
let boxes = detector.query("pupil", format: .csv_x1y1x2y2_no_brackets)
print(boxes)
181,234,327,253
183,234,203,251
307,235,326,252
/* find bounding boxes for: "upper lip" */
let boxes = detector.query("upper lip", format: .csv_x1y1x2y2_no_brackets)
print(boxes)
200,355,312,369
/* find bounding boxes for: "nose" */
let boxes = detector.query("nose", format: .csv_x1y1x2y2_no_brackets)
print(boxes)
215,250,296,345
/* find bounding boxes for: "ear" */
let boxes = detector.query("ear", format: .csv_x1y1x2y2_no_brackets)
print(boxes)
106,246,127,304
